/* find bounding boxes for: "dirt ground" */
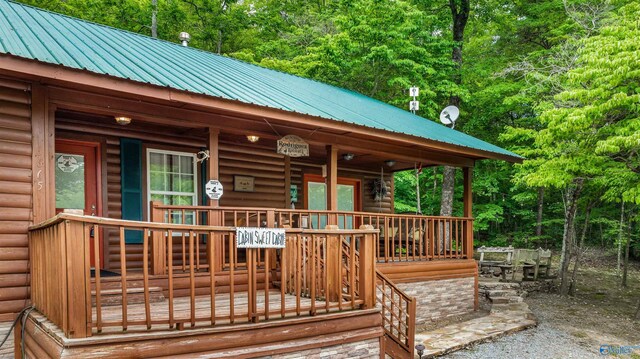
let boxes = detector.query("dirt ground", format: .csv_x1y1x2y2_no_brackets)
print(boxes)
446,250,640,359
527,252,640,347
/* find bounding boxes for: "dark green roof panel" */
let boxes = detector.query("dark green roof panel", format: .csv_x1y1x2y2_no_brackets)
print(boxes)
0,0,520,160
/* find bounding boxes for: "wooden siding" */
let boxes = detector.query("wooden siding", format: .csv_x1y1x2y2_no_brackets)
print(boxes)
0,78,31,320
219,142,286,209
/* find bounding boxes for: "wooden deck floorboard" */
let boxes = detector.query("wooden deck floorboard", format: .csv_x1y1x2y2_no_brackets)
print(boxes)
92,290,340,334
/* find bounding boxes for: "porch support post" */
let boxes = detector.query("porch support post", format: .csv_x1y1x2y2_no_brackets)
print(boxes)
207,128,220,207
31,84,55,223
463,166,473,259
149,201,166,275
326,145,338,225
284,156,291,208
207,128,223,272
325,225,341,302
358,225,376,309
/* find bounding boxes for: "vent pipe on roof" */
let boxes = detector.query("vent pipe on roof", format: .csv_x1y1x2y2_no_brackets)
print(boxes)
179,32,191,47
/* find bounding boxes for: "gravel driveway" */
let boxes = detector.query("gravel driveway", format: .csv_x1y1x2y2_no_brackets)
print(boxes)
441,319,600,359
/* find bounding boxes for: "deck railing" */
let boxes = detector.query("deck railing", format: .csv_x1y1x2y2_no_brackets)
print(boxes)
151,203,473,271
28,214,377,338
376,270,416,355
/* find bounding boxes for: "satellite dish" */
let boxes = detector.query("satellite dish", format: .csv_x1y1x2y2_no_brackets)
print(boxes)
440,105,459,127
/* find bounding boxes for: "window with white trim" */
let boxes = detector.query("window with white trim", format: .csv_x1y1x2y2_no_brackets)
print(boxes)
147,149,198,224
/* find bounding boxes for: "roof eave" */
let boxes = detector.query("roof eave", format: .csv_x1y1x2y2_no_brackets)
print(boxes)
0,53,523,164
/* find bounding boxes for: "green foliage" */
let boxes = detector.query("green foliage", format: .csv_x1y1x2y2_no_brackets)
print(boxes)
18,0,639,253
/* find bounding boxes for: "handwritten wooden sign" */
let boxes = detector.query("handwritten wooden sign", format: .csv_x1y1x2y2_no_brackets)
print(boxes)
236,227,286,248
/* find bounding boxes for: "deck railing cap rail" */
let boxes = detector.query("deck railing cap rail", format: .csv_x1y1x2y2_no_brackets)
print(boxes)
149,203,474,221
29,213,379,235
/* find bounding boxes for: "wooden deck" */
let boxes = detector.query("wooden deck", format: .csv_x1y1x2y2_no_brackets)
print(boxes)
91,289,337,334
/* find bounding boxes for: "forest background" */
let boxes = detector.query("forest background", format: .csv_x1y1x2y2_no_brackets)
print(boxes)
18,0,639,294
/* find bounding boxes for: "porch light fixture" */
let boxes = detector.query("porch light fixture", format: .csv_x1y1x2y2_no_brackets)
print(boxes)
115,116,132,125
246,135,260,143
385,160,396,167
342,153,354,161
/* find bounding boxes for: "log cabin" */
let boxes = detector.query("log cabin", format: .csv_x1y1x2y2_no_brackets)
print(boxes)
0,0,522,358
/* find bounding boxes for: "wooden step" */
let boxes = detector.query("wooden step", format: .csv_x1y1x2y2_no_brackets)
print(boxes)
92,286,165,307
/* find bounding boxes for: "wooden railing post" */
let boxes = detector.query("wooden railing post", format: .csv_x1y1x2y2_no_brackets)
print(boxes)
324,225,341,302
208,207,223,272
267,210,278,272
64,219,90,338
358,225,376,309
463,167,474,259
149,201,167,275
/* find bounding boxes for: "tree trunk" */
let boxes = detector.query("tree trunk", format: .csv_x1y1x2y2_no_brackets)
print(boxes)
559,178,584,296
536,187,544,240
439,166,455,251
635,299,640,320
151,0,158,38
622,217,631,287
439,0,470,223
617,201,624,273
569,203,592,296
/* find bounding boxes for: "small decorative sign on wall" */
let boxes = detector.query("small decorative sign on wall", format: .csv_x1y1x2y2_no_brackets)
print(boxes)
290,184,298,202
236,227,286,248
234,175,255,192
205,180,224,200
277,135,309,157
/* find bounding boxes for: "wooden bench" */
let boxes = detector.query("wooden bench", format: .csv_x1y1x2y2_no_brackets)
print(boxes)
511,248,553,281
477,246,515,277
478,246,552,281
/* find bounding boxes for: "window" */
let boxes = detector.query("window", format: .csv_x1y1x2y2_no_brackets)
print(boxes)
147,149,198,224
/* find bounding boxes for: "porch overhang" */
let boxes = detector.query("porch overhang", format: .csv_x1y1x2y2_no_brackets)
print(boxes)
0,54,522,166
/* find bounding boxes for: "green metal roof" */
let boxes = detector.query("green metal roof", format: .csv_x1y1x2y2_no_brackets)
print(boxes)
0,0,521,161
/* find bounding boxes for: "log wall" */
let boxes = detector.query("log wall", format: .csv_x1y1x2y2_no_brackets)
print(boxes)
0,78,32,321
218,142,286,209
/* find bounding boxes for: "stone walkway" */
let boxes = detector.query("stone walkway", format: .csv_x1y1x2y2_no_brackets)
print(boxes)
414,281,537,358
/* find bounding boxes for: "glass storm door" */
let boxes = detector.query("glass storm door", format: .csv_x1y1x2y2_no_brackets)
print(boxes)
305,175,360,229
55,140,103,268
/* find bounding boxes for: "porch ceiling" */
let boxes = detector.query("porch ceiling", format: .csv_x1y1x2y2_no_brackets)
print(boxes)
56,108,473,170
0,0,522,164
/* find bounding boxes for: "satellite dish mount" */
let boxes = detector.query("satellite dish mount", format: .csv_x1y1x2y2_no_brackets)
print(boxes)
439,105,459,129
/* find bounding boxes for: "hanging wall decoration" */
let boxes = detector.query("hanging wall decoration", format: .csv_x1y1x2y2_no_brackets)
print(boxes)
370,178,388,201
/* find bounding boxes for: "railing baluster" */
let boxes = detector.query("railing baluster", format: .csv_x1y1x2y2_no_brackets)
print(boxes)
119,227,128,331
93,224,102,333
143,228,151,329
296,234,301,316
349,234,355,309
323,235,329,313
280,236,287,319
264,248,270,320
168,229,174,329
209,231,215,325
229,232,235,324
310,235,316,315
189,231,196,327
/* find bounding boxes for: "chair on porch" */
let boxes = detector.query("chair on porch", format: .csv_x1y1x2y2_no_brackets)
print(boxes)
408,220,427,257
378,225,399,258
